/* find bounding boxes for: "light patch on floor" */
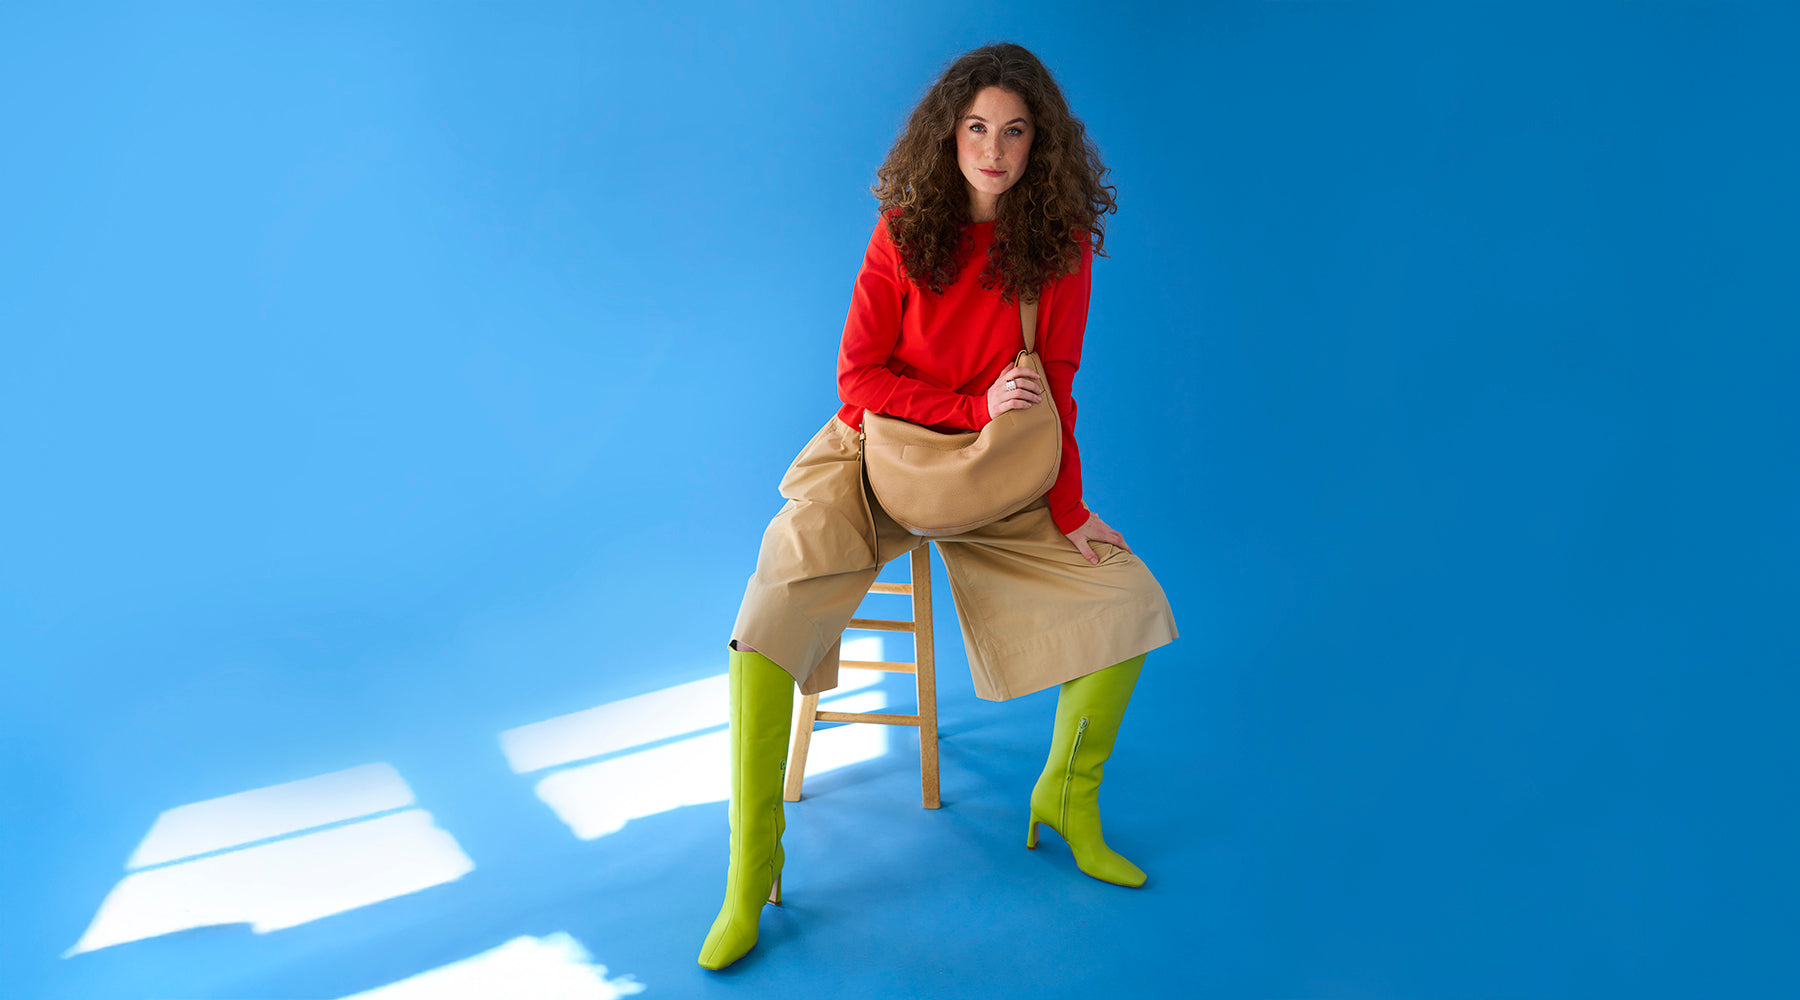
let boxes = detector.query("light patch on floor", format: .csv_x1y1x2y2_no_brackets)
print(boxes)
497,637,886,775
68,767,473,956
503,637,893,840
337,932,643,999
530,690,890,839
127,763,415,868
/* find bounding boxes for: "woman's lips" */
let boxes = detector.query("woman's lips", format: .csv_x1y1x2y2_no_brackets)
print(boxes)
979,168,1005,177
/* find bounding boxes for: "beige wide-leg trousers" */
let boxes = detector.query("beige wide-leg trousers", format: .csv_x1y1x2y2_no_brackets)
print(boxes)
733,416,1178,700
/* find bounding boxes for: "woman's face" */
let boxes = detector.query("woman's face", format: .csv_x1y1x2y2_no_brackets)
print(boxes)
955,86,1033,222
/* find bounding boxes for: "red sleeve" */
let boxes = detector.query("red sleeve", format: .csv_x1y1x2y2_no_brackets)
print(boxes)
1042,240,1093,535
836,218,989,430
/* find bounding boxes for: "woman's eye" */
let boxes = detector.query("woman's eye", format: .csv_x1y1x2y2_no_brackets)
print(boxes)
1006,127,1023,136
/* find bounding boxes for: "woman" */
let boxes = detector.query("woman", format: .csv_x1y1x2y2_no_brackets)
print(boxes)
699,42,1178,970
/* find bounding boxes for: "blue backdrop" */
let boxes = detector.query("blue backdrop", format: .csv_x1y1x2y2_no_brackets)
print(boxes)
2,3,1794,998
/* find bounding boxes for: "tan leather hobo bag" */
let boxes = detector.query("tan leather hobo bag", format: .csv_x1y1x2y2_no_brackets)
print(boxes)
862,297,1062,537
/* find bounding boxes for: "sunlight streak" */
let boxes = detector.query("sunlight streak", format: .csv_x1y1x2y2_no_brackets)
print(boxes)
505,637,893,840
530,690,890,840
498,637,885,775
68,769,473,956
337,932,642,999
128,763,414,869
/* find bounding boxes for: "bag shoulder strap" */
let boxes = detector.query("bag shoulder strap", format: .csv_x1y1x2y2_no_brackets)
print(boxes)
1020,295,1040,354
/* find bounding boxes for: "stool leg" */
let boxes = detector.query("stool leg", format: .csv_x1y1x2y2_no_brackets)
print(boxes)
783,691,821,802
911,545,940,808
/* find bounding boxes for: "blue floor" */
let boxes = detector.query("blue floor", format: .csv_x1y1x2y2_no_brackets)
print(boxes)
12,567,1237,998
8,527,1791,997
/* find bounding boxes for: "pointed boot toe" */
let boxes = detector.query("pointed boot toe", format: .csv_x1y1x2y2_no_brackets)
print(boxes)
697,907,757,970
1074,843,1146,887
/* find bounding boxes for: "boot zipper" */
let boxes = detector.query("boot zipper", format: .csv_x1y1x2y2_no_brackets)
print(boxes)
770,761,786,889
1061,716,1089,831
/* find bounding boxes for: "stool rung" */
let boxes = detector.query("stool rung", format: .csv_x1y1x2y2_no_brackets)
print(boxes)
785,542,939,809
815,710,921,727
840,659,918,673
847,617,915,633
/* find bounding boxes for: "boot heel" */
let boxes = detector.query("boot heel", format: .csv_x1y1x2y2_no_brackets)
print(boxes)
1026,818,1039,849
768,873,781,906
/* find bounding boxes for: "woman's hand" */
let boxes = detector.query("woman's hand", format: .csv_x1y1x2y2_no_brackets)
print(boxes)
985,364,1042,421
1063,511,1131,565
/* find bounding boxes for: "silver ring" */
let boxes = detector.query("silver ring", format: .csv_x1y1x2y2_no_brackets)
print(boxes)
1006,379,1016,389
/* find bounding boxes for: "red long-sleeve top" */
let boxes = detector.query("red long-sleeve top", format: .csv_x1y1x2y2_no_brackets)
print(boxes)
835,213,1094,536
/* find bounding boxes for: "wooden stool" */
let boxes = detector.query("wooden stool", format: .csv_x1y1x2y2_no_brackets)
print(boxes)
782,544,941,809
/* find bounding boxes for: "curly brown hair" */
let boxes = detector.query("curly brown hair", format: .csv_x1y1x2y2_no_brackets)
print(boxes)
873,42,1117,302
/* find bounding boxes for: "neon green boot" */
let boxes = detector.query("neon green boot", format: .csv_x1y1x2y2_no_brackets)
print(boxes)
698,647,795,970
1026,653,1149,887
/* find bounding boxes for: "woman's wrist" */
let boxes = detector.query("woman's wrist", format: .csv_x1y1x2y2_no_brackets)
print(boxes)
968,392,994,429
1052,504,1091,536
